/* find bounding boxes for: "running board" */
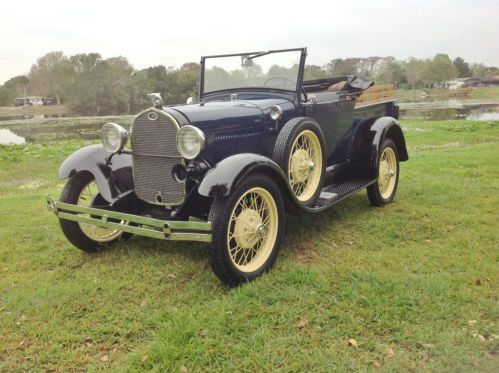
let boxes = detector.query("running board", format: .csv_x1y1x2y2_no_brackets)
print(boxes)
310,178,376,212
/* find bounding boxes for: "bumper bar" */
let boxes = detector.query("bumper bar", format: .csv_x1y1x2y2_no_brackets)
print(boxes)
47,196,212,243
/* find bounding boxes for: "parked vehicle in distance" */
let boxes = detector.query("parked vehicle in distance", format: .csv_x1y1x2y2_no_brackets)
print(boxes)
47,48,408,285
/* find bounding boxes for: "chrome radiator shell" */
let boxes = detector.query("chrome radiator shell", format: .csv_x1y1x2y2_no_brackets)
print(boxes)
130,108,185,205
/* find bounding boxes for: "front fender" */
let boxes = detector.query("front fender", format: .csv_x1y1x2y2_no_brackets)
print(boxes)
198,153,306,214
198,153,286,197
59,144,133,202
370,117,409,175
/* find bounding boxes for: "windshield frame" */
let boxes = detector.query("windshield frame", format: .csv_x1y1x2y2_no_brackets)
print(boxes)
199,48,307,101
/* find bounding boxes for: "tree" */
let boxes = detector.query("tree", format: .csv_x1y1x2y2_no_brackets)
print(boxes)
425,54,457,86
375,57,406,86
327,58,361,76
0,76,29,106
304,65,329,80
29,51,72,104
470,63,499,78
405,58,427,89
453,57,471,78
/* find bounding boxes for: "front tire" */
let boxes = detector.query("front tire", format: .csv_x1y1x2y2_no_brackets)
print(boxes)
367,138,400,206
59,171,127,253
208,174,285,285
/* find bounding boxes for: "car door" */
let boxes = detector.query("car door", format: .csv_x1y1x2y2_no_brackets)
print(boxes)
307,95,355,165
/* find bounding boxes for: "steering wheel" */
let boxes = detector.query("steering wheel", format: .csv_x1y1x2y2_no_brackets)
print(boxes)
263,76,296,89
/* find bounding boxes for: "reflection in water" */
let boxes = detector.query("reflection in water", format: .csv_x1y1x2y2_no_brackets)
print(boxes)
0,114,66,122
400,102,499,121
0,129,26,145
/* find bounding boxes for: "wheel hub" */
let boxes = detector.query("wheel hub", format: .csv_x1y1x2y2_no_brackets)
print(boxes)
290,149,312,181
233,208,262,248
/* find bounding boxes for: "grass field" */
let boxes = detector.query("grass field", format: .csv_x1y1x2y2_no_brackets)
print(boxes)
0,119,498,371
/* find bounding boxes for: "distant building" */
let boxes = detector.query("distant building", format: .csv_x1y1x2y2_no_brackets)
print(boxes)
444,77,482,89
481,76,499,86
13,96,57,107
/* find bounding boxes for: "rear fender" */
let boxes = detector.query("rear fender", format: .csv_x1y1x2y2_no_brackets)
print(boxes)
370,117,408,173
59,144,133,202
197,153,303,214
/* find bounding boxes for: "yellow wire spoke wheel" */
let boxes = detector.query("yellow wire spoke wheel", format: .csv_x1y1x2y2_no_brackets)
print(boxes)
77,180,123,242
226,187,279,273
288,130,323,202
377,147,397,199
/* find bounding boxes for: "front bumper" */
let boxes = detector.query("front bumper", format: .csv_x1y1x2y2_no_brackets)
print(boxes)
46,196,212,243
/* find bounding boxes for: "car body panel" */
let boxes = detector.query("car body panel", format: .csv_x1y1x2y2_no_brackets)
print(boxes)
58,144,133,202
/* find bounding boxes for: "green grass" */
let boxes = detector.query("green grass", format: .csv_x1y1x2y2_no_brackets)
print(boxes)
470,86,499,100
1,119,498,371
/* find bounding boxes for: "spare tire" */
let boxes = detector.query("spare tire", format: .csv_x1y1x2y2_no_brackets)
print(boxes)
272,117,326,206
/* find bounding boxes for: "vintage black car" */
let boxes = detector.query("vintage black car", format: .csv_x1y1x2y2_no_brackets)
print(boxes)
47,48,408,285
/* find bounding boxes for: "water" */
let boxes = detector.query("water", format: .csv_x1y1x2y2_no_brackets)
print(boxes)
0,129,26,145
0,114,66,122
399,100,499,121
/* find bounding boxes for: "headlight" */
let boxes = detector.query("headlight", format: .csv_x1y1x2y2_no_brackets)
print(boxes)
101,122,128,153
176,125,205,159
270,105,283,120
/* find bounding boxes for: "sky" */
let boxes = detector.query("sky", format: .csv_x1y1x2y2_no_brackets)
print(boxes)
0,0,498,83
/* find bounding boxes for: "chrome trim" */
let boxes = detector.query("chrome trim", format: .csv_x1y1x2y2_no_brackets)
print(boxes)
148,92,163,108
130,107,186,207
270,105,283,120
147,111,159,121
47,195,212,243
101,122,129,153
176,125,206,160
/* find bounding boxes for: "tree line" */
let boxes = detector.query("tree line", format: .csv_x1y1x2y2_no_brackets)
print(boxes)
0,51,497,115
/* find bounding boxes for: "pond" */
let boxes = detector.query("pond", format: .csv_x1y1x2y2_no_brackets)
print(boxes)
0,129,26,145
399,100,499,121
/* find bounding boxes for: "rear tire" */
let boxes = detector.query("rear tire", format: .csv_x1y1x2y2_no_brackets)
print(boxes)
367,138,400,206
208,174,285,285
59,172,127,253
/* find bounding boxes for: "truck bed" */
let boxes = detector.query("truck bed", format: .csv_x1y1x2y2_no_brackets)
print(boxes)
354,99,399,120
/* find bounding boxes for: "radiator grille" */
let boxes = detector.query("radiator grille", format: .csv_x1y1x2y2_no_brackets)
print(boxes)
131,109,185,205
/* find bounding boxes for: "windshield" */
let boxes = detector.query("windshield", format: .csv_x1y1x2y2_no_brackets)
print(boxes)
202,50,303,94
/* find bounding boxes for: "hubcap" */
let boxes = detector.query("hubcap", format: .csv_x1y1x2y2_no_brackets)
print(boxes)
378,147,397,199
288,130,322,202
227,187,278,273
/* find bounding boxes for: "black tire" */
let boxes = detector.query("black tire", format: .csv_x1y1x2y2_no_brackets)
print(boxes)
59,171,127,253
273,117,326,206
367,138,400,206
208,174,285,286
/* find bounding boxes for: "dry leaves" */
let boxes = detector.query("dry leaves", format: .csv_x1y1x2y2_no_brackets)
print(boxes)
180,366,188,373
168,273,177,280
385,348,395,357
296,319,308,329
475,278,481,286
422,343,435,349
142,354,148,362
100,354,109,362
468,320,477,326
424,239,432,243
198,329,208,337
348,338,358,347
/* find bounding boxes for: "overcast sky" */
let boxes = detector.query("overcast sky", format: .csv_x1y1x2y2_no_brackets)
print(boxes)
0,0,497,83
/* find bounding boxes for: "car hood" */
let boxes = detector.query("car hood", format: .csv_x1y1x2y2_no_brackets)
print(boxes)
170,98,290,131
